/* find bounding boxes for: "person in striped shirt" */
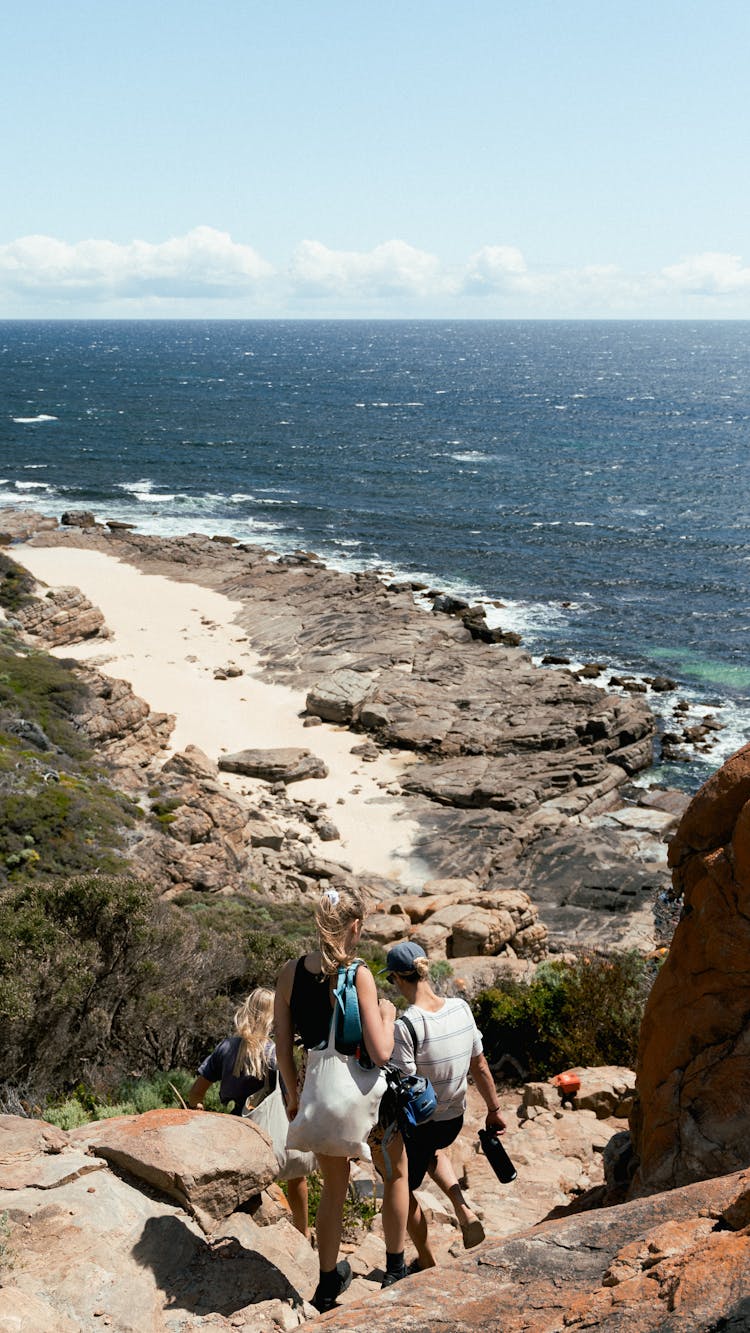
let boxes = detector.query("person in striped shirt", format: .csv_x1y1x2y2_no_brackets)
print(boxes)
375,940,507,1284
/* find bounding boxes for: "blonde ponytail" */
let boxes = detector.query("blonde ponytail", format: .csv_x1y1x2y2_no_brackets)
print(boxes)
232,987,274,1080
315,885,368,975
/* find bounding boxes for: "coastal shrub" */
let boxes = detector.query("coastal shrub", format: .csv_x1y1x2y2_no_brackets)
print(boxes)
0,875,246,1098
299,1171,378,1240
42,1070,224,1128
0,638,89,759
0,873,316,1101
176,889,316,985
0,554,36,613
472,951,652,1081
0,777,134,882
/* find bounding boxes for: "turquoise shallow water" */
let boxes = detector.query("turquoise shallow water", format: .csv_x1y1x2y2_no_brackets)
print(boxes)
2,318,749,788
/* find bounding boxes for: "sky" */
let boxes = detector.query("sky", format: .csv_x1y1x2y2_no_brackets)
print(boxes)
3,0,750,319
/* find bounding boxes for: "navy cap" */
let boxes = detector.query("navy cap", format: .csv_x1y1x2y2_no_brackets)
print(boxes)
386,940,427,976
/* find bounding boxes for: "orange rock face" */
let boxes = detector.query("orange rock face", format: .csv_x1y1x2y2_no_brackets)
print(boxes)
630,742,750,1195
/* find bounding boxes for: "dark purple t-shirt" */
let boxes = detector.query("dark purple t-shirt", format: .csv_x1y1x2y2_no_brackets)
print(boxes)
197,1036,275,1114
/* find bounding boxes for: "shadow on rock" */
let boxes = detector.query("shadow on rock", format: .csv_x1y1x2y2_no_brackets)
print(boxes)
132,1215,305,1317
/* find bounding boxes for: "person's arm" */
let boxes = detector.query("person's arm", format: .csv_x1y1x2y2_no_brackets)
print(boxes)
274,959,300,1121
186,1075,212,1110
356,965,395,1066
469,1051,507,1132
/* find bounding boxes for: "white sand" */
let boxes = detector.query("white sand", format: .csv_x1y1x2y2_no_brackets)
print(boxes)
13,544,426,886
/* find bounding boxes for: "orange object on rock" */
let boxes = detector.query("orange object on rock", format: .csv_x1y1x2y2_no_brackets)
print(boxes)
553,1071,581,1097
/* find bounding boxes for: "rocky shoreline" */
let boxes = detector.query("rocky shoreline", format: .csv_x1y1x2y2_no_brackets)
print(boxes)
0,506,698,961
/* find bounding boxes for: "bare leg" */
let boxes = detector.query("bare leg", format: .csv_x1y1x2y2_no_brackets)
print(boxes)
315,1154,351,1272
429,1150,484,1245
407,1192,436,1269
285,1175,310,1239
371,1133,409,1255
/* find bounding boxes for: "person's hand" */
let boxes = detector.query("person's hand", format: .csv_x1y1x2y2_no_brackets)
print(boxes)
285,1097,299,1122
485,1106,506,1133
378,997,396,1022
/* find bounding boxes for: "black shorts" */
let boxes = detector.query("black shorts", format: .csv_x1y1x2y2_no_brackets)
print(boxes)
405,1115,463,1191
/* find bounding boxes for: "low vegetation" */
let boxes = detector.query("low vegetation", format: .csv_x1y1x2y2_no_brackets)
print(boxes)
472,950,652,1081
0,874,310,1102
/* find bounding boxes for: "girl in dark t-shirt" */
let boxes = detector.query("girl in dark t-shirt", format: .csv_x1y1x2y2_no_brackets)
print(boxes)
187,987,310,1238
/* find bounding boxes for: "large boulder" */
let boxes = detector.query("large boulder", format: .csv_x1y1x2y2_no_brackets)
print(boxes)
630,743,750,1195
0,1159,314,1331
319,1169,750,1333
14,586,109,646
305,667,376,722
68,1108,277,1229
218,747,328,784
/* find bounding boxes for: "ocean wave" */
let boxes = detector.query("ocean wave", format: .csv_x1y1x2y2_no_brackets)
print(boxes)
15,481,51,492
450,451,492,462
12,414,58,424
118,478,155,495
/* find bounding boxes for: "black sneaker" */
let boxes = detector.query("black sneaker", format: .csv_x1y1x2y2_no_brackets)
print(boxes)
381,1263,408,1288
311,1260,353,1313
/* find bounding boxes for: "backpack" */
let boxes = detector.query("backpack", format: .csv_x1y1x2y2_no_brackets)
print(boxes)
332,959,373,1067
379,1014,437,1179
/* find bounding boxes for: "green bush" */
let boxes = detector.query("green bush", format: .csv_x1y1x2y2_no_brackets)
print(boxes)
0,873,319,1103
0,875,237,1096
0,554,36,613
42,1069,225,1128
472,951,652,1081
0,638,89,759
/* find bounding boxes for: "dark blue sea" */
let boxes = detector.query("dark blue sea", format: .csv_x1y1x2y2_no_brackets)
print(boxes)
2,319,749,790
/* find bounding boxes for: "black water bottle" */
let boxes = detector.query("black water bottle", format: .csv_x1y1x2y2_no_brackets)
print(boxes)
478,1129,517,1184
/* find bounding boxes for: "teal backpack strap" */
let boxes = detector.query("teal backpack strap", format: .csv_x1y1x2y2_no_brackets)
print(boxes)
333,959,364,1055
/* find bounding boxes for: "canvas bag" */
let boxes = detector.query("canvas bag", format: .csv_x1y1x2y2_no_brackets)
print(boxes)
286,1014,386,1161
246,1080,316,1180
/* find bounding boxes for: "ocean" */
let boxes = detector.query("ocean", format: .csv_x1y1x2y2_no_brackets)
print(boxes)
2,319,749,790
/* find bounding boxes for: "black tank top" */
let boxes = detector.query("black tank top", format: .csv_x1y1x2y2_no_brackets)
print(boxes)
290,956,334,1049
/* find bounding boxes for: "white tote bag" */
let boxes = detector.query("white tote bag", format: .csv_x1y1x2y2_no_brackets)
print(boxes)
246,1081,316,1181
286,1021,386,1162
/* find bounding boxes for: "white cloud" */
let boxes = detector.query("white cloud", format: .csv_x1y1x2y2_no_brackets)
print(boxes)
462,245,530,293
3,228,750,316
289,238,447,299
660,251,750,296
0,227,273,299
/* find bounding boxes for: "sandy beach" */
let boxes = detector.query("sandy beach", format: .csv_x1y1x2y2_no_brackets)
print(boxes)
12,543,425,886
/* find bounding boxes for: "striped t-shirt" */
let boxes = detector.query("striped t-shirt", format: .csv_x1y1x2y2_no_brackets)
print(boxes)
392,998,483,1122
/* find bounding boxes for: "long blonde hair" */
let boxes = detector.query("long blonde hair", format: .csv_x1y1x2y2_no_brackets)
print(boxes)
232,987,274,1080
315,885,368,976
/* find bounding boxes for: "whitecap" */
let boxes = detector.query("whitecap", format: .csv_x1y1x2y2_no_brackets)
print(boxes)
119,478,154,495
573,522,594,527
450,451,491,463
134,491,175,504
23,464,48,470
12,414,58,424
15,481,50,491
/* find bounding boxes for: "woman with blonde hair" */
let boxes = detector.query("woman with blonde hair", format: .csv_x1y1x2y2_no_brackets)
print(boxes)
275,885,396,1313
187,987,310,1237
